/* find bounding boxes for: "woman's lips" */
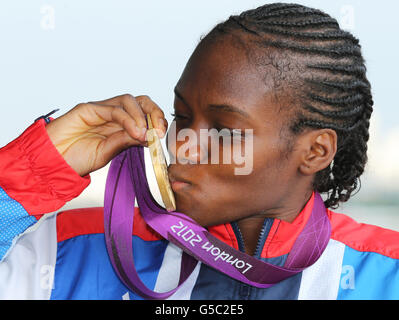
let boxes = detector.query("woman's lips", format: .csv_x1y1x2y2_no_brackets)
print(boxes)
168,167,193,192
171,180,191,192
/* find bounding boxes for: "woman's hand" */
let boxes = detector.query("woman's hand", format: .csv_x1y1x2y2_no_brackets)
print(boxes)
45,94,167,177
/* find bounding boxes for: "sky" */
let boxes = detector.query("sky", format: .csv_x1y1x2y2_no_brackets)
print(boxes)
0,0,398,217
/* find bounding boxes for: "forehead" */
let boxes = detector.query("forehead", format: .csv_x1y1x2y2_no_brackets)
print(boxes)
176,34,278,113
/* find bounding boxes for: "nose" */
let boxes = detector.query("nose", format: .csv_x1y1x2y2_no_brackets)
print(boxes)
166,121,209,165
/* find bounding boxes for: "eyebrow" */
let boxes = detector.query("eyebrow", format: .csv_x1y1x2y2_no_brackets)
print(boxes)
174,87,250,119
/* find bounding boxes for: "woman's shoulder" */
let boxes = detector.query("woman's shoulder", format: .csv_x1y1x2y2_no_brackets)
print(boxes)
327,209,399,260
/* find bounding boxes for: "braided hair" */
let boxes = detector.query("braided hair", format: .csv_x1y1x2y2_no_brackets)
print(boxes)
202,3,373,209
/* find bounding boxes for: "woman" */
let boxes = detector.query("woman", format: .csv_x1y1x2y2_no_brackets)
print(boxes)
0,3,398,300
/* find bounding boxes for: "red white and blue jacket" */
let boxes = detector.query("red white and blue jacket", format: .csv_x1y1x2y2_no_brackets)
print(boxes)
0,118,399,300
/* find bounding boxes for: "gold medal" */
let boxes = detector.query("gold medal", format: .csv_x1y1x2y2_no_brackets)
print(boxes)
146,114,176,212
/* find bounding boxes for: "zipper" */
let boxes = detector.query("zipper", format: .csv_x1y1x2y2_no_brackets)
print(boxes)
253,218,274,258
230,221,246,253
231,218,274,257
231,219,274,300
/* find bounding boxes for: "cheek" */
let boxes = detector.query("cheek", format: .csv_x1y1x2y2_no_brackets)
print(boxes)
172,168,245,226
169,133,295,225
173,155,284,227
226,137,295,210
250,139,299,202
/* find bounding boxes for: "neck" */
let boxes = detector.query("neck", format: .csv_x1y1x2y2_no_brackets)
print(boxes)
236,189,313,256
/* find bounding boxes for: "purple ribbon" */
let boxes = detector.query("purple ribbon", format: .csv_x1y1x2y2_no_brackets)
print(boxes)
104,146,331,300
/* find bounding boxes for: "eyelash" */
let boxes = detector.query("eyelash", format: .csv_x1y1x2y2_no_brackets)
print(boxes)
170,112,189,120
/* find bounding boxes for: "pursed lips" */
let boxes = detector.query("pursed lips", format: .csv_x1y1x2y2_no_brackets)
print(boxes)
168,168,192,192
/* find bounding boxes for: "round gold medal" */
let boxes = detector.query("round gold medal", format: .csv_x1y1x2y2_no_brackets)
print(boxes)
146,114,176,212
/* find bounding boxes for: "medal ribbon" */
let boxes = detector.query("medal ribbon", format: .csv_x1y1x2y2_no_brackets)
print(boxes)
104,146,331,299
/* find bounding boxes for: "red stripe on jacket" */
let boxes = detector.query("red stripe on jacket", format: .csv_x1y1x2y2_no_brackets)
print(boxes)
56,206,239,247
56,206,163,242
56,202,399,261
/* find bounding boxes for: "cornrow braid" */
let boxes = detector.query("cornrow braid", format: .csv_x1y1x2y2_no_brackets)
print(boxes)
205,3,374,209
258,39,363,58
245,28,360,44
307,63,366,76
236,17,340,29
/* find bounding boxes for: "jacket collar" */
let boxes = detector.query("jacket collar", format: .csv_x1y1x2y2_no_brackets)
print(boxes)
208,192,316,259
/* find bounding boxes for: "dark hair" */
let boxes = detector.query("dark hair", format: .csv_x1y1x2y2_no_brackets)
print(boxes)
202,3,373,209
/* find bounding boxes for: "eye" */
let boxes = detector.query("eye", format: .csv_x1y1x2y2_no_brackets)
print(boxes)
170,112,190,120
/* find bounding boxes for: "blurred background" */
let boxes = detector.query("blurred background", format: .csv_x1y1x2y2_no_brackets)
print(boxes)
0,1,398,230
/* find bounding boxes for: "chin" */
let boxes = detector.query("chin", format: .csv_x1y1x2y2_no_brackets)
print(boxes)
174,201,226,228
174,198,207,226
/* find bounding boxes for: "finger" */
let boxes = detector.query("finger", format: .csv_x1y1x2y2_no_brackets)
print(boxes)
90,94,147,130
135,95,168,138
88,103,147,142
89,94,168,138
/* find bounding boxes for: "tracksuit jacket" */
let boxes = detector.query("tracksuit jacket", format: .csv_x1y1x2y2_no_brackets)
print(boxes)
0,118,398,300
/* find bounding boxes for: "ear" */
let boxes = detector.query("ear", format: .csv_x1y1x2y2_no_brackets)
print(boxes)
298,129,337,176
